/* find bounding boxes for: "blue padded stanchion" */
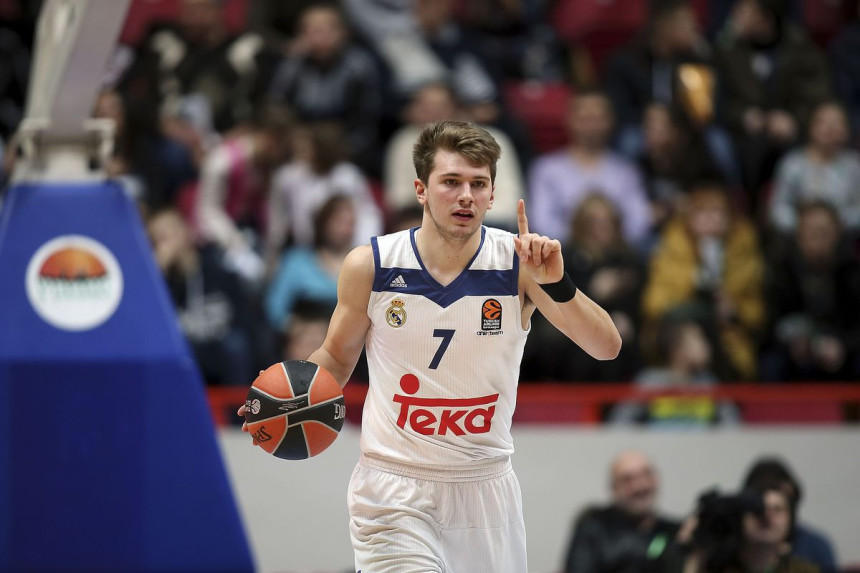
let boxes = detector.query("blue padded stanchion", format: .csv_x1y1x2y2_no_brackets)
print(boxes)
0,181,254,571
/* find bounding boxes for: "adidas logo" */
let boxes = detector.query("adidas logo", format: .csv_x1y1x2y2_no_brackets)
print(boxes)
389,275,407,288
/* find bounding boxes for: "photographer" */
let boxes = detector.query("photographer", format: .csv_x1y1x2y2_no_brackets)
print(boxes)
681,482,819,573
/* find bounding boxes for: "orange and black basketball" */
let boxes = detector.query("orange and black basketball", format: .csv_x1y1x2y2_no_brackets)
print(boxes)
244,360,345,460
482,298,502,320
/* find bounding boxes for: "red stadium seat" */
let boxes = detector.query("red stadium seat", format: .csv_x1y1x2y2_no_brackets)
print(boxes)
802,0,848,49
119,0,251,47
552,0,647,75
503,81,572,154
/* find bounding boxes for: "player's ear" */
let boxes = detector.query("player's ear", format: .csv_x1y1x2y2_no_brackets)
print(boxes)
486,185,495,210
415,178,428,205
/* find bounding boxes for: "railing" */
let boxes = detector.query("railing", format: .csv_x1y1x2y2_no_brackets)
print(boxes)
207,382,860,427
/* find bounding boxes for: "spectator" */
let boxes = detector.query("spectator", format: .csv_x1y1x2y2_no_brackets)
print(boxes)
528,89,651,247
121,0,278,133
148,208,257,386
281,299,335,362
761,201,860,381
742,457,838,573
684,481,820,573
341,0,449,96
383,82,525,231
412,0,502,123
769,100,860,236
605,0,739,187
191,106,292,284
562,451,680,573
637,102,724,231
265,195,354,333
715,0,831,208
523,195,644,382
93,89,197,212
267,3,383,175
610,314,740,428
267,121,382,257
830,1,860,144
642,181,765,380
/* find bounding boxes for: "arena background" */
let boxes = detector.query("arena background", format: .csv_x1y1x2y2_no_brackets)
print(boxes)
1,1,859,572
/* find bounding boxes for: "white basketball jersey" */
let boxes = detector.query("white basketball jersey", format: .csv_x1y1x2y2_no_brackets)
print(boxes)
361,226,528,469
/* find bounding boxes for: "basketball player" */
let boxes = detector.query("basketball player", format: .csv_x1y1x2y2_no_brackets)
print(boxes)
241,121,621,572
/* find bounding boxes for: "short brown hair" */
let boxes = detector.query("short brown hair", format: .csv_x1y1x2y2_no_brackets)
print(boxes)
412,120,502,184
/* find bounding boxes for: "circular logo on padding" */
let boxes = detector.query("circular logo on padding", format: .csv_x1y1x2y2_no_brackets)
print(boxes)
25,235,124,331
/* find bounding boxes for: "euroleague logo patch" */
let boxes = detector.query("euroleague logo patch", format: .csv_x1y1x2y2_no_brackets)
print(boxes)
480,298,502,332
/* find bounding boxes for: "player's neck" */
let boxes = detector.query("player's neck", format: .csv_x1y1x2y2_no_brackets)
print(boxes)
414,225,482,286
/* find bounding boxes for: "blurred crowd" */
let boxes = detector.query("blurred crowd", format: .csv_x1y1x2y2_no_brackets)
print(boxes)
1,0,859,410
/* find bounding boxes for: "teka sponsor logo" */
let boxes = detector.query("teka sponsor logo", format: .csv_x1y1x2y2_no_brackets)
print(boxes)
393,374,498,436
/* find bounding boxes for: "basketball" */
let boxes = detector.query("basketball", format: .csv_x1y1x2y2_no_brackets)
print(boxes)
244,360,346,460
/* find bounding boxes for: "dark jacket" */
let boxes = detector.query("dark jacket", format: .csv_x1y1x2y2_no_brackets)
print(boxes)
716,23,830,134
564,506,680,573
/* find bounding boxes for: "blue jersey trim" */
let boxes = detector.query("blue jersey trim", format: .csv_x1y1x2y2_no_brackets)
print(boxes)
375,267,517,307
370,235,381,275
409,226,486,292
372,227,517,308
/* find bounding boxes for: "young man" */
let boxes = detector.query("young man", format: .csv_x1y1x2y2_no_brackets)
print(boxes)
242,120,621,571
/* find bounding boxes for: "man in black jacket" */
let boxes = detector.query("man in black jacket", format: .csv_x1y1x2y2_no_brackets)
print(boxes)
563,451,680,573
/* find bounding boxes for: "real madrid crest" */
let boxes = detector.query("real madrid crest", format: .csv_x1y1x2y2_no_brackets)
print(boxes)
386,299,407,328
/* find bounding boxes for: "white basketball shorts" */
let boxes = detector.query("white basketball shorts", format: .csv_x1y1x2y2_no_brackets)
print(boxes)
348,454,527,573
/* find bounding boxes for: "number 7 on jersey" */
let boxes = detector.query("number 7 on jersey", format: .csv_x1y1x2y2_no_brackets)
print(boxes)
429,329,455,369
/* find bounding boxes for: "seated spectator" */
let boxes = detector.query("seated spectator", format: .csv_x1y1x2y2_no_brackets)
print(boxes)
94,88,197,212
267,3,383,175
523,195,644,382
715,0,831,209
562,451,680,573
606,0,711,131
610,314,740,428
769,100,860,236
830,1,860,144
528,89,651,247
742,457,838,573
281,299,335,362
683,481,820,573
120,0,278,133
760,201,860,381
605,0,739,188
637,102,724,231
265,195,354,333
383,82,525,231
642,181,765,380
148,208,256,386
267,121,382,257
191,106,292,284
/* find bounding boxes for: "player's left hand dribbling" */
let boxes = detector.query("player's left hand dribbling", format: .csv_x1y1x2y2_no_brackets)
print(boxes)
513,199,563,284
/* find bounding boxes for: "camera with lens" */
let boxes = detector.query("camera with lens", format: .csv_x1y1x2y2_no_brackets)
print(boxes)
689,488,765,572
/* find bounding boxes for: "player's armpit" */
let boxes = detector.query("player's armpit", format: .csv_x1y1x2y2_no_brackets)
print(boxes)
307,245,374,387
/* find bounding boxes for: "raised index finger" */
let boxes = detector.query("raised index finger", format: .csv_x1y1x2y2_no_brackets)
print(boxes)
517,199,529,236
